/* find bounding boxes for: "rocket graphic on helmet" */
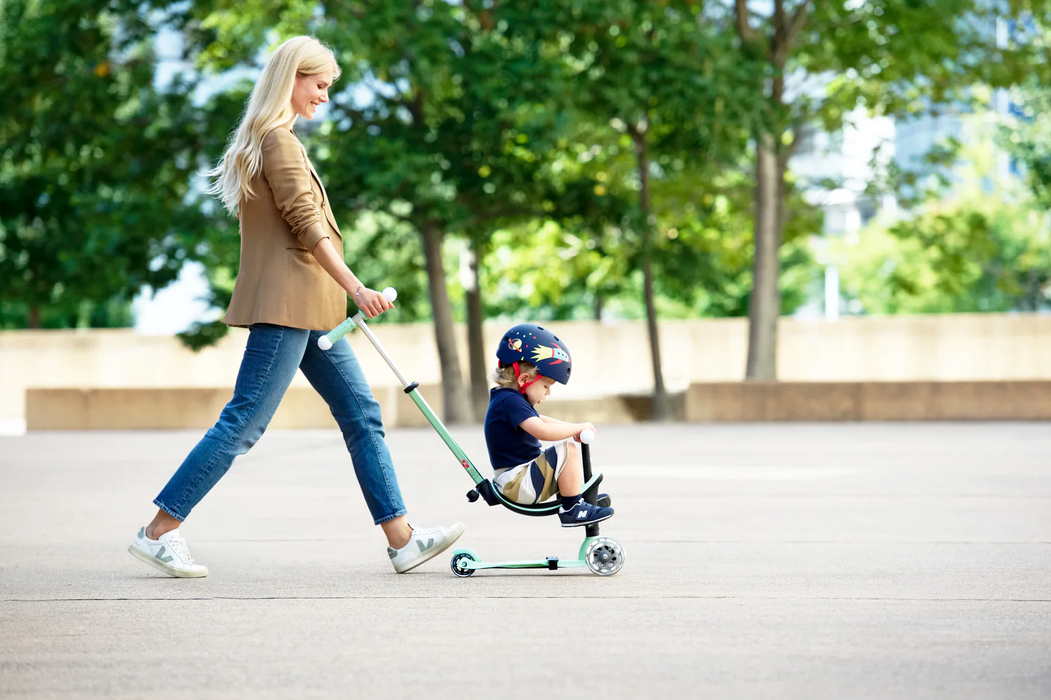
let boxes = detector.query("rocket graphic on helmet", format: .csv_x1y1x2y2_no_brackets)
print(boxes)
496,323,572,384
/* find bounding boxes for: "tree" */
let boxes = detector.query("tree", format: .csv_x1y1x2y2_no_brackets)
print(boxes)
527,0,764,418
0,0,211,329
727,0,1051,379
314,1,627,422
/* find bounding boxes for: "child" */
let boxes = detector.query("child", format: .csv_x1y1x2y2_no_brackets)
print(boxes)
484,323,614,527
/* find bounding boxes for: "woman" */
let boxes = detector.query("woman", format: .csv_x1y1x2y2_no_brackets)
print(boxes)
128,36,464,577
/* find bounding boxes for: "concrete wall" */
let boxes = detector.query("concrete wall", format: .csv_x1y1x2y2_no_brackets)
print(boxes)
23,386,447,431
4,313,1051,428
685,381,1051,421
24,386,647,430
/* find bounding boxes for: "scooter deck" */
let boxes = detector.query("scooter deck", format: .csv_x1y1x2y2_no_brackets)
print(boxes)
460,557,587,571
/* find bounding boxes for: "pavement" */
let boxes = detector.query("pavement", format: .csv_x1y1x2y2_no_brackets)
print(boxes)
1,423,1049,699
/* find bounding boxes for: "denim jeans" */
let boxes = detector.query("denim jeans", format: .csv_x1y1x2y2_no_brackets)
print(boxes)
155,324,406,525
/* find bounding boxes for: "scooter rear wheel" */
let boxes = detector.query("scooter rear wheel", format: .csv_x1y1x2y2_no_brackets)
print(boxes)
450,550,479,577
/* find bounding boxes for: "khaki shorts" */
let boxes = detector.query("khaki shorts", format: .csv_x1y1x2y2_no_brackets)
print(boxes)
493,441,572,505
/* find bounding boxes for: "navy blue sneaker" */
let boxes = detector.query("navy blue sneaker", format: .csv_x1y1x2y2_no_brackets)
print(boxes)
559,498,614,528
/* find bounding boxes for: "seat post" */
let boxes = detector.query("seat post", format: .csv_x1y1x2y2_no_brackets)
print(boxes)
581,442,600,538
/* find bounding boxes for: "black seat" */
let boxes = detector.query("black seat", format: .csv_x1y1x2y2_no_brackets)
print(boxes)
467,473,604,517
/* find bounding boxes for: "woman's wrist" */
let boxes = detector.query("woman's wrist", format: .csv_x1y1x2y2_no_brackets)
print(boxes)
345,275,363,298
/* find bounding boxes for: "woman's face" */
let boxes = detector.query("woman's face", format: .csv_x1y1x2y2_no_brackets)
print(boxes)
291,69,333,120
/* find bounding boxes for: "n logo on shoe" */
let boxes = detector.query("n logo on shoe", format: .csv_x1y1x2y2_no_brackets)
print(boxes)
417,538,435,553
155,546,175,563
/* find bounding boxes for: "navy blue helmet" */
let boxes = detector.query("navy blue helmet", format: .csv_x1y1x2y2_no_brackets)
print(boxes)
496,324,572,385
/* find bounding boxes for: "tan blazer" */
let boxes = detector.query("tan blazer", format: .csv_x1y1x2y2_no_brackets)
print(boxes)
222,127,347,331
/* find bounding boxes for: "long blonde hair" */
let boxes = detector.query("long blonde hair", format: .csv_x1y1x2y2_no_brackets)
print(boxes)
207,36,341,213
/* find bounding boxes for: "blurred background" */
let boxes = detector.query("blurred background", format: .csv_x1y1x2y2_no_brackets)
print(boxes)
2,0,1051,434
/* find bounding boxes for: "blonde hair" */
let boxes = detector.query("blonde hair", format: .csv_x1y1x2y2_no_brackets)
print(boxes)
207,36,341,213
492,361,539,390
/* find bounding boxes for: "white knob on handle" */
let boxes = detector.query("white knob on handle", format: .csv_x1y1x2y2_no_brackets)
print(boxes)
317,336,333,351
383,287,398,302
579,429,595,445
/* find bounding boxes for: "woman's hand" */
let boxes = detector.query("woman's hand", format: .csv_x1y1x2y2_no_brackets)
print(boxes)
353,286,394,319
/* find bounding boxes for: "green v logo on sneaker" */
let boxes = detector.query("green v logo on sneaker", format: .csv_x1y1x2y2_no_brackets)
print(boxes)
155,546,175,563
417,538,434,553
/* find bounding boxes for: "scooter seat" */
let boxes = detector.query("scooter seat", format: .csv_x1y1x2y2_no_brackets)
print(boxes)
466,473,604,518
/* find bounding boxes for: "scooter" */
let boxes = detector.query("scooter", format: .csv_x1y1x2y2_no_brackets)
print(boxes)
319,288,625,577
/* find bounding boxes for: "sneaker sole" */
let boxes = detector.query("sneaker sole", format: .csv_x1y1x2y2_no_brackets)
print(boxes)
128,544,208,578
560,512,614,528
394,525,466,574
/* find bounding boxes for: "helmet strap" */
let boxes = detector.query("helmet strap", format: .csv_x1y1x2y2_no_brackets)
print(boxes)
513,361,541,396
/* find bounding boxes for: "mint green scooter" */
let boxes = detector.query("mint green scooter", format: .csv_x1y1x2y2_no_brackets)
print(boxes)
319,288,626,577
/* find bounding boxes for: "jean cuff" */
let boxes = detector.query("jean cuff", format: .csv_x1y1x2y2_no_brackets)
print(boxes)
373,508,407,526
153,499,186,522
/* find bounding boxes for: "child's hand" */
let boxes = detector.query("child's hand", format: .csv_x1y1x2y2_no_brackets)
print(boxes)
574,423,597,442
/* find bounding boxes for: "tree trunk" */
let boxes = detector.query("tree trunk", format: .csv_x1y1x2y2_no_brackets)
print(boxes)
463,244,489,421
745,134,785,381
593,294,603,321
738,0,808,382
632,124,670,421
421,220,472,423
28,305,41,329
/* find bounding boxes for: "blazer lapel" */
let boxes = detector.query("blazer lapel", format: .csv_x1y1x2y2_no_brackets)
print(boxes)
293,136,342,238
306,161,342,238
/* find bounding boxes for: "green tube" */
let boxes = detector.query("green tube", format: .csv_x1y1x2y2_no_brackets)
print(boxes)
408,389,486,485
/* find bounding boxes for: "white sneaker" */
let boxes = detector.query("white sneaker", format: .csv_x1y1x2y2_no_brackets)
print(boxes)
128,527,209,578
388,523,466,573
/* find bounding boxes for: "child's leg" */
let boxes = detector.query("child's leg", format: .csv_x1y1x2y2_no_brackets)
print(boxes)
555,440,614,526
556,440,582,499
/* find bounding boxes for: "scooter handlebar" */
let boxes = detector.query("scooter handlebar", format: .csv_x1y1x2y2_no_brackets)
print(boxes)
318,287,398,351
578,429,595,445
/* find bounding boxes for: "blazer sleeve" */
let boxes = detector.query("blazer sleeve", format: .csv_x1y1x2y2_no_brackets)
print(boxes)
260,128,329,251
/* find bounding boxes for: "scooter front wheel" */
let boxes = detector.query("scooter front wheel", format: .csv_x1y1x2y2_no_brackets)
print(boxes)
584,537,625,576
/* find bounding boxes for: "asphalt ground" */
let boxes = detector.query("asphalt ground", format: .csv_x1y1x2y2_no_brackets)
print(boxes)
1,423,1049,699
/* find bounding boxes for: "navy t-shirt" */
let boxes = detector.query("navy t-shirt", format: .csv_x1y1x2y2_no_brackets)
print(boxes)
484,388,542,470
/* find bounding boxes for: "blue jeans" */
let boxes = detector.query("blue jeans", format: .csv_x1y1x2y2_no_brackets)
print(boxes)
155,324,407,525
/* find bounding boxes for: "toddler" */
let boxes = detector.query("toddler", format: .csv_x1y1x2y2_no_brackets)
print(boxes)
483,324,614,527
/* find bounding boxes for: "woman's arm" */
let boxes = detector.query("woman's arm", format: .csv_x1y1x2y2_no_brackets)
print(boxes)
259,129,392,320
519,417,595,442
261,129,329,252
311,238,392,319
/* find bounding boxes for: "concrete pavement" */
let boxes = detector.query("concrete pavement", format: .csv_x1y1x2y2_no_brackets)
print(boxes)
1,423,1050,698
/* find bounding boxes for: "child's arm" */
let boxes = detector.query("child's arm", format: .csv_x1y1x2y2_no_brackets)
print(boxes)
520,416,595,442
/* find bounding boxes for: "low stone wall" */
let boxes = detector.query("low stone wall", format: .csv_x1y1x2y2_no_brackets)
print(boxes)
25,380,1051,430
24,386,643,430
684,381,1051,421
8,313,1051,428
24,386,445,431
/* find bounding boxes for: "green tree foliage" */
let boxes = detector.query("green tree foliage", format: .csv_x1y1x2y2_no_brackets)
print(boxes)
726,0,1051,379
0,0,211,329
835,201,1051,314
1001,81,1051,211
482,169,819,322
